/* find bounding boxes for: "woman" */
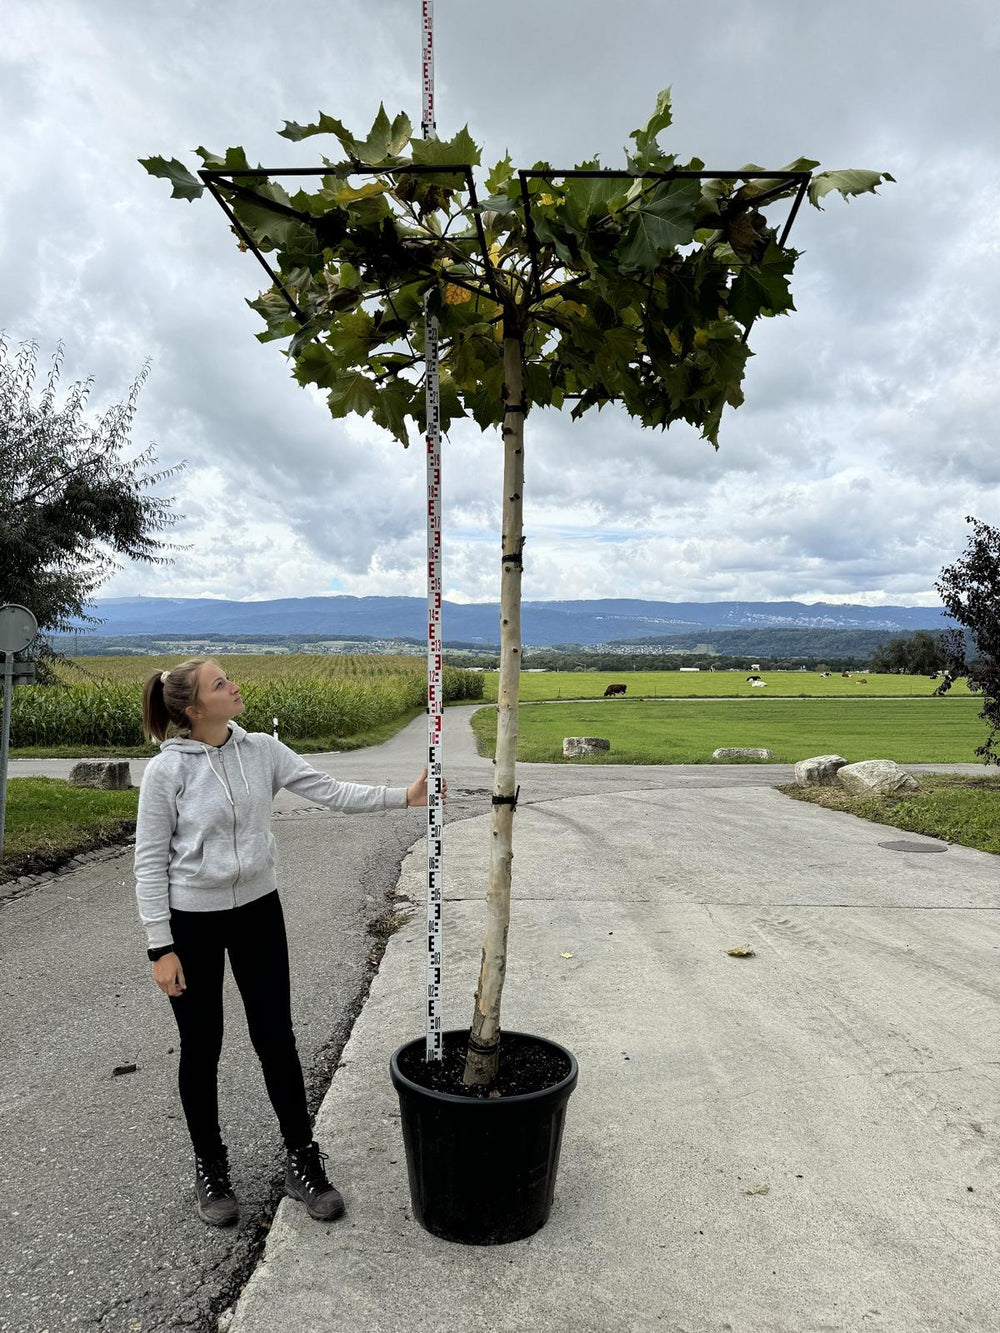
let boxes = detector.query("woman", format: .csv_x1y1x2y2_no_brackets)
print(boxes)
135,658,443,1228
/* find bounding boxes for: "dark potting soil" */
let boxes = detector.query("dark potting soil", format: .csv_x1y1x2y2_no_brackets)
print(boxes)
396,1031,572,1100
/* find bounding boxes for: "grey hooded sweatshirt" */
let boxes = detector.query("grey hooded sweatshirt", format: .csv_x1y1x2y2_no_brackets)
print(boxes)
134,721,408,950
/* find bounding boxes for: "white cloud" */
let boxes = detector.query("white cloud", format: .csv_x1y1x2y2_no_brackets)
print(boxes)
3,0,999,609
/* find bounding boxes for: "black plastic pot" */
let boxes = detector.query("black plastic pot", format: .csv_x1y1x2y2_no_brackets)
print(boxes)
389,1029,579,1245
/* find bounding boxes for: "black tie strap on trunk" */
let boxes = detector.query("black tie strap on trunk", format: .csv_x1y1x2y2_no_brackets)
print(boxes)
501,383,528,415
467,1032,500,1056
501,551,523,567
492,785,520,811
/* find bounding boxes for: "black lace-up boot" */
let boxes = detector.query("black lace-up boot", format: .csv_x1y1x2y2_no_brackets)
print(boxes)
193,1146,238,1227
284,1140,345,1221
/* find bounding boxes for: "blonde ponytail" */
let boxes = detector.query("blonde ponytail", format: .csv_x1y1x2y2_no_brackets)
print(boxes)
141,659,207,741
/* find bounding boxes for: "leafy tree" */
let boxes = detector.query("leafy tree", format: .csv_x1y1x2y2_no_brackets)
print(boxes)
0,338,182,656
143,91,889,1085
870,629,947,675
933,516,1000,760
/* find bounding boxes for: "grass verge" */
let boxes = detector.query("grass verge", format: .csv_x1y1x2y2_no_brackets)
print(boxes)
470,699,988,764
1,778,140,882
778,775,1000,854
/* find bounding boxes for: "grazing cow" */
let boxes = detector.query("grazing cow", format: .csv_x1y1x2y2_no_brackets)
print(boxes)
603,683,627,697
751,679,767,688
821,672,831,677
857,678,868,684
842,672,851,678
746,674,762,683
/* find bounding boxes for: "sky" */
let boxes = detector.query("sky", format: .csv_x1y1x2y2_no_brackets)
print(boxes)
3,0,998,608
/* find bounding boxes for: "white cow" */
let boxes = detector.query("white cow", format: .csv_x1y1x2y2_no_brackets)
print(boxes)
750,679,767,688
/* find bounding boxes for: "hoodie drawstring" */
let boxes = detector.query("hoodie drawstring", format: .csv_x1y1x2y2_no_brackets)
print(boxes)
234,742,251,796
200,746,234,806
199,735,251,804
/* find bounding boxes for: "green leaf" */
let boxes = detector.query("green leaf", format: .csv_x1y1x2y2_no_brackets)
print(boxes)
278,112,357,155
353,103,394,164
248,290,299,343
328,180,388,204
486,152,514,195
808,169,895,209
728,241,797,326
446,338,487,388
326,309,378,362
617,178,700,269
193,145,253,173
629,87,673,154
437,376,466,432
370,377,415,446
411,125,481,167
139,156,203,201
293,341,340,390
562,163,627,227
327,370,379,418
388,111,413,156
626,88,677,172
531,209,578,266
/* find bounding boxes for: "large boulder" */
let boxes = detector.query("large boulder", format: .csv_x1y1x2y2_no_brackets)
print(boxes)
836,759,917,796
68,760,132,790
563,737,610,757
794,754,849,786
712,747,773,760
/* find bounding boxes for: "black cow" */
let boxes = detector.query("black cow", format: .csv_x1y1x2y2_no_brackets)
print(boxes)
603,683,627,697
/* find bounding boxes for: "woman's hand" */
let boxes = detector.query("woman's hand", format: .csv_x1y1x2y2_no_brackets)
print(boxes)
153,952,186,998
405,767,448,807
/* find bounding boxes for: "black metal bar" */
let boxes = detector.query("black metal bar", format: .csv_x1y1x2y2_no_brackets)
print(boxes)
777,177,810,250
464,172,502,307
202,179,307,323
518,172,542,306
201,163,474,179
735,178,805,211
206,176,313,224
520,168,812,182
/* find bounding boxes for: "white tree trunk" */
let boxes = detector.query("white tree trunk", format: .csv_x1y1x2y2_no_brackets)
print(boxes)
464,331,524,1087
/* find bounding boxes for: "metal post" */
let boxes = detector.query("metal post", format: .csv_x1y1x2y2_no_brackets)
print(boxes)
422,0,444,1062
0,654,13,856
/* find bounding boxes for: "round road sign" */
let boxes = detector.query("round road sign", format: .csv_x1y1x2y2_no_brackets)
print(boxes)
0,604,39,655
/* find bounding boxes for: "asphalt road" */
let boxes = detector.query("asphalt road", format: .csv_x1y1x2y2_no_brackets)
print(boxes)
0,706,987,1333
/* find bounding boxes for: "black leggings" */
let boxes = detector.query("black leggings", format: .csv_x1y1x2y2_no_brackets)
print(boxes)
167,890,312,1159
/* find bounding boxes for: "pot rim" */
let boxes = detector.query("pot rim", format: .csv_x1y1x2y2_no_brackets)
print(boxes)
389,1028,579,1108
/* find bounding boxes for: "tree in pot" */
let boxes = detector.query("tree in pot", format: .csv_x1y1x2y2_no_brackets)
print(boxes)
143,90,888,1238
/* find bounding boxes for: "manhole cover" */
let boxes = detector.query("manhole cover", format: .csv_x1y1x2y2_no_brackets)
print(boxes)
878,840,948,853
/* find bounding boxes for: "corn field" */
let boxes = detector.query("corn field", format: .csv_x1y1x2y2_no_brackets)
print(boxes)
11,655,483,748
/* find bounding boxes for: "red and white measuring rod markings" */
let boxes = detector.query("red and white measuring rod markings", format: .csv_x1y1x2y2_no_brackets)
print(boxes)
425,342,444,1062
421,0,435,136
422,0,443,1056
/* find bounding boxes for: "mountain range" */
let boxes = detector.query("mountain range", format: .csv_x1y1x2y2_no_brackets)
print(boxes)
70,596,952,647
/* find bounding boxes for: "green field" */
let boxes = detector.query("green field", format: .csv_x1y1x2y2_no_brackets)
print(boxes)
11,654,482,751
470,697,988,764
481,669,972,701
